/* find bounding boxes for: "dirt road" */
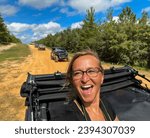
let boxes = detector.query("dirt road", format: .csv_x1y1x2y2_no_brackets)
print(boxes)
0,45,150,121
0,45,69,120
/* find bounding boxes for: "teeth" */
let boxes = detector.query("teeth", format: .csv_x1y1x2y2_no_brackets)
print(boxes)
81,85,92,89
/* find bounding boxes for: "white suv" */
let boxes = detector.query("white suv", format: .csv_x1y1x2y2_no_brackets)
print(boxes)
38,44,45,50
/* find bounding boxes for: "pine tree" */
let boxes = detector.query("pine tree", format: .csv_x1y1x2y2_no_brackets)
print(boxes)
81,7,98,50
106,7,113,22
0,13,11,44
83,7,96,29
139,11,149,25
119,6,136,24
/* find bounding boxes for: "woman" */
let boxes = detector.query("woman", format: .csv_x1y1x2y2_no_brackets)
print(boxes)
66,49,118,121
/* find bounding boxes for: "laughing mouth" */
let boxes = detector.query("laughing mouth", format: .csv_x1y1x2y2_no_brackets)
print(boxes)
81,84,93,90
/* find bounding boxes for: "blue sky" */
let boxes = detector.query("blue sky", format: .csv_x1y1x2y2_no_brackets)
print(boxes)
0,0,150,43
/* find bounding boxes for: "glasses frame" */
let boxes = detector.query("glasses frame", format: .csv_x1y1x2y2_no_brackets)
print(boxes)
72,67,102,80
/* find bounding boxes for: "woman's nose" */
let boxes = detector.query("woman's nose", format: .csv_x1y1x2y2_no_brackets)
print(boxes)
80,73,90,83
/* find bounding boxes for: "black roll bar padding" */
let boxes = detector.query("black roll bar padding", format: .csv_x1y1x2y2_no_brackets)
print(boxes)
101,80,134,93
104,71,131,80
38,92,70,101
35,79,65,86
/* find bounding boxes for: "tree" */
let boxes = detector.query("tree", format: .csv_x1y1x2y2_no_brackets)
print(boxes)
10,34,21,43
0,14,11,44
83,7,97,29
106,7,113,22
36,6,150,68
0,13,21,44
139,11,149,25
137,14,150,68
80,7,98,50
118,6,136,24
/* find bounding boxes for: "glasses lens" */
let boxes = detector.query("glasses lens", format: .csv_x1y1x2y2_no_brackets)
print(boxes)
72,71,82,79
87,68,100,77
72,68,101,79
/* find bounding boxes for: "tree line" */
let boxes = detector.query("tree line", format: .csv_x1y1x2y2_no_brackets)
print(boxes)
36,7,150,68
0,14,21,45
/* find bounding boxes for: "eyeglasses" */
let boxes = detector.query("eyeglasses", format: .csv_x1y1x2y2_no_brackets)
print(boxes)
72,67,102,80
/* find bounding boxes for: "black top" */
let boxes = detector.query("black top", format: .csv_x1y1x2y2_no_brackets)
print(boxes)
48,97,116,121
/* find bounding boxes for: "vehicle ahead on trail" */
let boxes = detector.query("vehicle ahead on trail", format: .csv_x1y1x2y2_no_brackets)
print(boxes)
51,47,68,62
38,44,46,50
34,43,39,48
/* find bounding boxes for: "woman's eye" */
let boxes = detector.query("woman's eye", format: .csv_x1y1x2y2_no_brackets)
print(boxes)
88,69,95,73
74,71,82,76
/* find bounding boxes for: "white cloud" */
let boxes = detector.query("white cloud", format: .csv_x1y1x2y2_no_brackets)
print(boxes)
32,21,62,35
60,8,77,16
68,0,131,13
71,21,83,29
7,21,62,43
142,7,150,13
113,16,119,22
31,22,62,42
0,5,19,16
7,23,32,33
18,0,58,9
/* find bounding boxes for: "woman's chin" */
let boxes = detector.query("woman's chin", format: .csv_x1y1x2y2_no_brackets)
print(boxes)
81,95,94,104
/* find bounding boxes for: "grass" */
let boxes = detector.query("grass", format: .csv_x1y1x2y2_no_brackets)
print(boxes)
102,61,150,73
0,92,24,121
0,43,31,63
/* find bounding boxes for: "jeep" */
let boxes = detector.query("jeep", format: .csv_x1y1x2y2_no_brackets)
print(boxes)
51,47,68,62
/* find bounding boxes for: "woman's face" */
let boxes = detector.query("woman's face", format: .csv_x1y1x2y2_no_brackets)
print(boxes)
72,55,104,104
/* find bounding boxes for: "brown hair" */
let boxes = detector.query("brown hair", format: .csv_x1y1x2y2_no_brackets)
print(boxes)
66,49,104,84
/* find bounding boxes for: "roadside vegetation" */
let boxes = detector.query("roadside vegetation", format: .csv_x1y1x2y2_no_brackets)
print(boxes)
0,43,31,63
36,6,150,69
